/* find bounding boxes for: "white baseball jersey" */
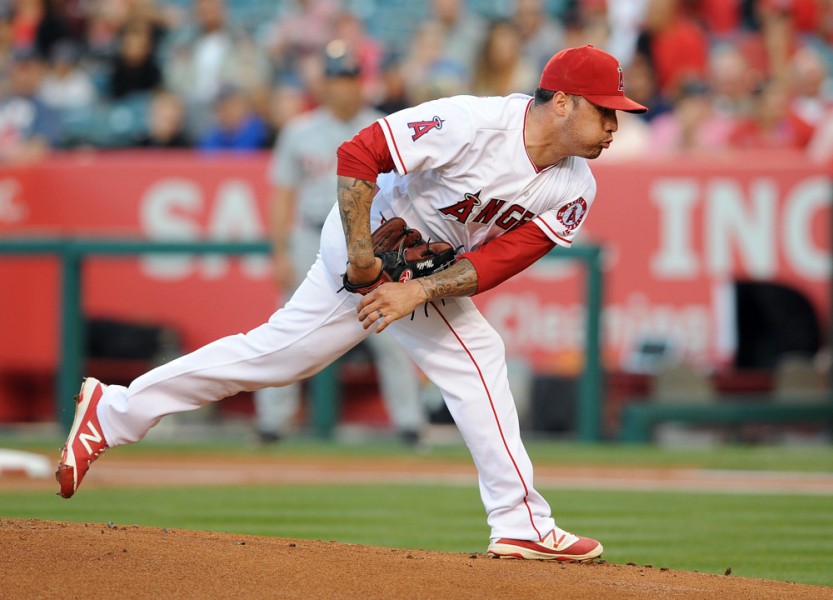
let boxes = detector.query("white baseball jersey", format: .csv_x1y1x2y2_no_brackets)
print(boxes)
372,94,597,251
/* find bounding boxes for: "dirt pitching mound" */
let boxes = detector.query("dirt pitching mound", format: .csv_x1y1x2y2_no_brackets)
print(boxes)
2,518,830,600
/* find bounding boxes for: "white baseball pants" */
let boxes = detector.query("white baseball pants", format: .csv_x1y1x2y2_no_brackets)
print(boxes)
95,211,556,542
253,224,425,436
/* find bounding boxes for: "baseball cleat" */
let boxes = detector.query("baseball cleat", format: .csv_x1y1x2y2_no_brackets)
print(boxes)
486,527,603,561
55,378,109,498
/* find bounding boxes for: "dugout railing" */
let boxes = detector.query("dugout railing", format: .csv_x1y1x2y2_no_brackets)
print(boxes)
617,396,833,443
0,238,605,441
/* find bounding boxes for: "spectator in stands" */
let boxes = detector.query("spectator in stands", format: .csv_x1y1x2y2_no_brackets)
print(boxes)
638,0,709,98
259,0,341,80
82,0,126,86
9,0,43,50
758,0,793,84
561,0,609,50
136,88,191,148
693,0,744,43
197,83,269,152
807,105,833,163
605,0,650,68
399,19,445,101
264,75,312,145
423,0,486,74
125,0,175,51
107,19,162,99
373,51,410,115
82,1,174,96
10,0,70,60
38,38,97,110
511,0,565,72
787,45,832,137
162,0,271,140
756,0,831,84
0,9,12,91
707,43,761,121
400,20,468,105
84,0,175,57
0,47,62,163
728,81,815,150
470,19,537,97
331,10,383,104
648,78,734,156
622,53,673,122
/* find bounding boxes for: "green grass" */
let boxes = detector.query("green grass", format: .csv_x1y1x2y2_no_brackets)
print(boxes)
4,433,833,472
2,483,832,587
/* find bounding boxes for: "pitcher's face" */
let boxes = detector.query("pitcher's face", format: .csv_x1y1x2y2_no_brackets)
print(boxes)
560,96,619,160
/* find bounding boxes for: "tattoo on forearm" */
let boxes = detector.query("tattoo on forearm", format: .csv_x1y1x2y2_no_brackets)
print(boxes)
420,259,478,301
337,176,376,264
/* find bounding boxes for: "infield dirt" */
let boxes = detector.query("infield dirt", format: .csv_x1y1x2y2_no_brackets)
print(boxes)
3,517,832,600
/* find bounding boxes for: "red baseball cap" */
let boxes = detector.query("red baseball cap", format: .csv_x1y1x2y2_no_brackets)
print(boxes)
539,45,648,114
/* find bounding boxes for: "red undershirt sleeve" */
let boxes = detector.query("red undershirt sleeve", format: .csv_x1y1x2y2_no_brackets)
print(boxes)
337,121,395,181
458,221,556,294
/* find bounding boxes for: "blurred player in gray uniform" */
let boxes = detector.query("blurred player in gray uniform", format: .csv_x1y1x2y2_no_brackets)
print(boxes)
254,42,426,444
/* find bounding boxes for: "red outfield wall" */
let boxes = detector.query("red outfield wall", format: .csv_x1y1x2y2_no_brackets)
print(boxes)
0,150,829,416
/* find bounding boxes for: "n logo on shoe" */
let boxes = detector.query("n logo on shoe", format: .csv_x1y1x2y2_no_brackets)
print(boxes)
79,421,103,454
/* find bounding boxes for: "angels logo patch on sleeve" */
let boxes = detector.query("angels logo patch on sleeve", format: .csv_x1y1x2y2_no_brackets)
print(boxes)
380,96,476,174
556,197,588,231
407,116,444,141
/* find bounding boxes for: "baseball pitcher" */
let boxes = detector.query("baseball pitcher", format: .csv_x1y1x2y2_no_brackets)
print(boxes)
57,45,647,561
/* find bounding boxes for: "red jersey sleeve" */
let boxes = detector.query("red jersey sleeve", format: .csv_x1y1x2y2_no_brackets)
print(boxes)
458,221,556,294
337,121,395,181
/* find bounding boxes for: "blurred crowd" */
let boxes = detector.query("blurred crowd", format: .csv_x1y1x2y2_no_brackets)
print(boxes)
1,0,832,165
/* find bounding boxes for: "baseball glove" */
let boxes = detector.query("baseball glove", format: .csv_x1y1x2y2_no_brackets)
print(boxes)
341,218,457,295
370,216,422,254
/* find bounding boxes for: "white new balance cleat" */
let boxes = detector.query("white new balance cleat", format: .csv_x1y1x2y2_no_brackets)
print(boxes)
56,378,109,498
487,527,603,561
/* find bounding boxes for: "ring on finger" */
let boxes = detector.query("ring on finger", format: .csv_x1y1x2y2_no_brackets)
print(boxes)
376,309,384,320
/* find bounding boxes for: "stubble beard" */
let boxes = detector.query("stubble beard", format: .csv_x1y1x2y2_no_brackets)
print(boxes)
562,113,604,160
585,146,604,160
